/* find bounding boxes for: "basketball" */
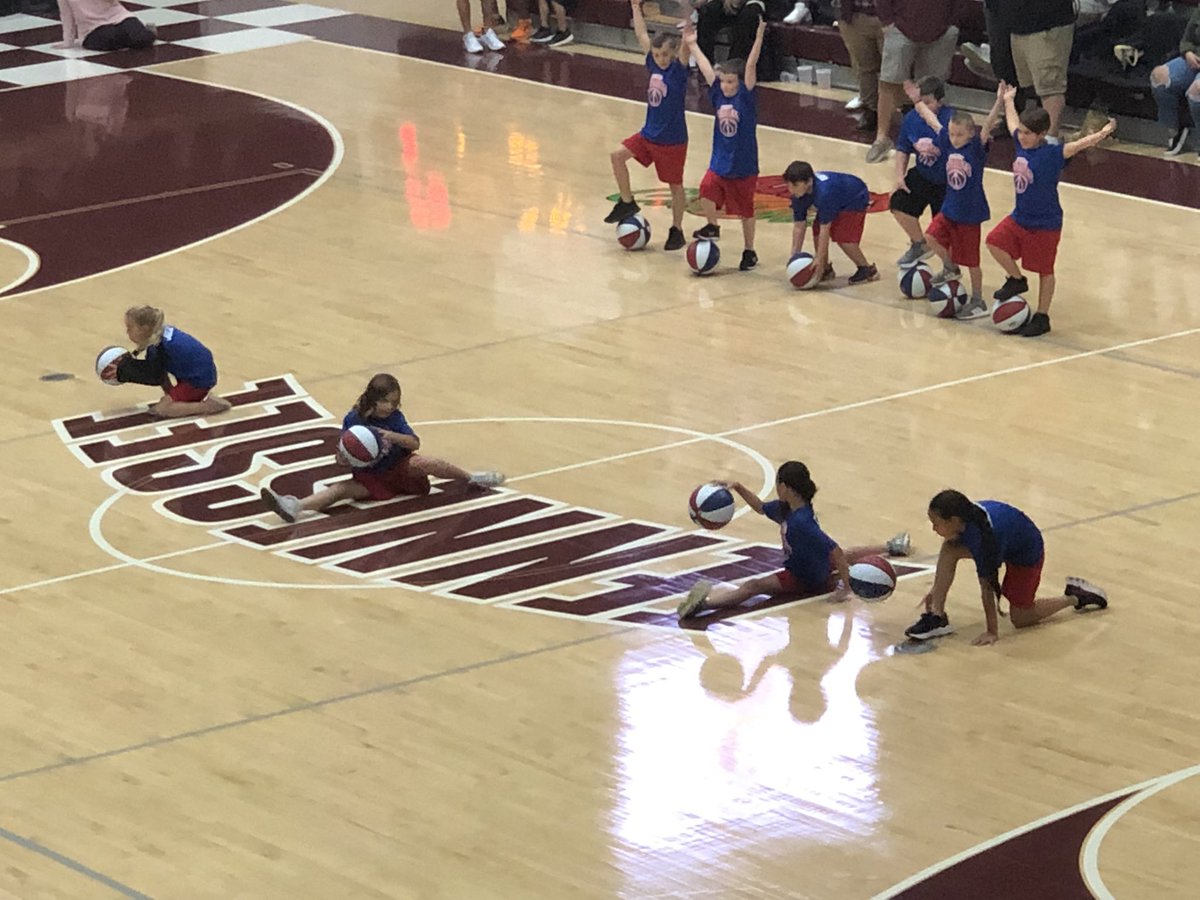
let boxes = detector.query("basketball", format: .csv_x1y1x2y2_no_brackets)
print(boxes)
94,346,127,386
848,555,897,601
898,261,934,299
786,252,820,289
338,424,382,468
992,297,1032,333
686,238,720,275
928,280,967,318
616,214,651,251
688,482,735,530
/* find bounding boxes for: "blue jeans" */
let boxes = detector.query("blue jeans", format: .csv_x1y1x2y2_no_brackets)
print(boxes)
1151,56,1200,133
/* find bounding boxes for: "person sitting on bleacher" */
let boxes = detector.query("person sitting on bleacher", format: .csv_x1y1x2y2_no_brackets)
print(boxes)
54,0,155,52
1150,5,1200,157
695,0,789,82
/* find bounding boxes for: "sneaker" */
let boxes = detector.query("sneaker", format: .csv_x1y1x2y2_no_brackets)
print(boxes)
865,137,893,164
1065,577,1108,610
510,18,533,41
664,226,685,251
896,240,932,267
955,294,989,319
782,1,810,24
904,612,953,640
1017,311,1051,337
1166,126,1190,157
845,94,863,111
739,249,758,271
468,471,506,488
547,29,573,47
886,532,911,557
261,486,301,524
848,263,879,284
677,581,712,618
604,198,640,224
930,264,961,287
480,27,506,51
993,275,1029,301
530,25,554,42
463,31,484,53
961,42,996,82
692,223,720,240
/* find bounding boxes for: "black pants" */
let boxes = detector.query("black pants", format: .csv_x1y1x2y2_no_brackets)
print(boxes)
82,17,155,52
697,1,764,65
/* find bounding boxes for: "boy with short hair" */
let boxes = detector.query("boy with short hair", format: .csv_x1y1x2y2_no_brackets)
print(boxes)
891,75,953,267
784,161,879,285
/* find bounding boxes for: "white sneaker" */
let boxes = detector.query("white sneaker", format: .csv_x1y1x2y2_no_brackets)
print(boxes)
782,1,810,24
468,471,506,488
463,31,484,53
886,532,911,557
480,27,505,51
677,581,712,618
955,295,989,319
261,486,302,524
845,94,863,111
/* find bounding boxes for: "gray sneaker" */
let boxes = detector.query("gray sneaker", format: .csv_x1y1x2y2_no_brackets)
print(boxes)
865,137,893,164
955,294,989,319
261,486,301,523
677,581,712,618
886,532,911,557
896,241,932,267
468,471,506,487
930,264,961,287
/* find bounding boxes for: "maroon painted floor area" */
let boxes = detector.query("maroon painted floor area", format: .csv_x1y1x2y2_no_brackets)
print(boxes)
278,15,1200,210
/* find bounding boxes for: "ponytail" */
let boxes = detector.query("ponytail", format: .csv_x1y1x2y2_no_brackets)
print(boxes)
355,373,401,419
929,489,1004,602
776,460,818,514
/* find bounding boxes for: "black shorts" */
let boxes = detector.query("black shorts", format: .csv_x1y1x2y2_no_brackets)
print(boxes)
889,168,946,218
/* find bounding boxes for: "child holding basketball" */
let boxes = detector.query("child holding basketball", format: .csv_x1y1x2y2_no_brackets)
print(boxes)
260,374,505,524
684,17,765,272
905,489,1108,645
109,306,232,419
986,83,1117,337
783,161,879,285
677,461,911,618
904,80,1006,319
604,2,692,252
891,76,954,268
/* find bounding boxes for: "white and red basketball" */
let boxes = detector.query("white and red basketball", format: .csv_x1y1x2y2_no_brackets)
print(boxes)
848,555,897,601
688,483,735,530
94,345,127,386
992,297,1032,333
786,252,820,289
928,280,967,318
898,261,934,299
616,214,651,251
686,238,720,275
338,425,382,468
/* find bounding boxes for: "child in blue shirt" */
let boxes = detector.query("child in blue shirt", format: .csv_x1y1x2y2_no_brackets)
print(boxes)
784,161,878,285
891,76,954,267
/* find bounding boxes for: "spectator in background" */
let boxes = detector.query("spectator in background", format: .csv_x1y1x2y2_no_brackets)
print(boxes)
695,0,789,82
1000,0,1075,139
868,0,965,163
54,0,155,51
1150,5,1200,156
836,0,884,133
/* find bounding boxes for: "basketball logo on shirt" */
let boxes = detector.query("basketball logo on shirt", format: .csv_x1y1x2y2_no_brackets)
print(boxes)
946,153,971,191
1013,157,1034,194
914,137,940,167
647,73,667,107
716,104,740,138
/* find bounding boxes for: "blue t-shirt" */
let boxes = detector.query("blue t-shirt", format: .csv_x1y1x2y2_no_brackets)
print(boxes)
641,54,688,146
939,131,990,225
1011,132,1066,231
789,171,870,224
342,408,415,471
896,105,954,185
708,82,758,179
958,500,1045,579
762,501,838,589
147,326,217,388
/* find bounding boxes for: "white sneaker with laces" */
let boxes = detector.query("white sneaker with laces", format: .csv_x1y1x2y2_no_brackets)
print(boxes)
480,27,505,51
463,31,484,53
468,471,506,487
261,486,302,524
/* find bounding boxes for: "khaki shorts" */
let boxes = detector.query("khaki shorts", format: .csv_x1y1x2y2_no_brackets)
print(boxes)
879,24,958,84
1012,24,1073,97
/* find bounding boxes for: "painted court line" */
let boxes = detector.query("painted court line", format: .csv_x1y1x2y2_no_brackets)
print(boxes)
0,823,152,899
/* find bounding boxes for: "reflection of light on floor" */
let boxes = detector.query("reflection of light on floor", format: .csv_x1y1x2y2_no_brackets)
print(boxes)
610,612,882,889
456,125,466,161
518,207,538,233
397,121,450,231
548,191,572,234
507,130,540,172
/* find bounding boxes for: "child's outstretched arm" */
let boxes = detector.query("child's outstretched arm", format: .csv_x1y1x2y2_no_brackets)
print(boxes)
722,480,766,515
828,547,852,603
678,21,694,64
791,219,808,256
684,26,716,85
630,0,652,54
980,82,1006,143
1001,81,1021,134
903,80,942,133
743,17,766,91
1064,118,1117,159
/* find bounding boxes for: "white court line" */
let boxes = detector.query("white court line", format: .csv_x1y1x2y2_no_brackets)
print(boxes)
0,237,40,295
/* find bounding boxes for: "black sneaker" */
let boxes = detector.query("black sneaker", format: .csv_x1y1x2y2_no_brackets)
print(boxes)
904,612,954,640
1065,577,1108,610
848,263,879,284
604,198,640,224
993,275,1029,301
530,26,554,42
1017,311,1051,337
664,226,685,251
739,249,758,271
547,29,573,47
1166,126,1190,157
693,223,720,240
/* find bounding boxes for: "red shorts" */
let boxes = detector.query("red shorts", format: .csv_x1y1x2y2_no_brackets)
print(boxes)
352,455,432,501
699,170,757,219
985,215,1061,275
622,133,686,186
926,213,981,268
1000,558,1045,609
166,380,211,402
813,210,867,245
775,569,838,597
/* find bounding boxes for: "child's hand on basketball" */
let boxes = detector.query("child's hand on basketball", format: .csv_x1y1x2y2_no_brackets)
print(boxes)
374,428,392,452
971,630,999,647
828,584,852,604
